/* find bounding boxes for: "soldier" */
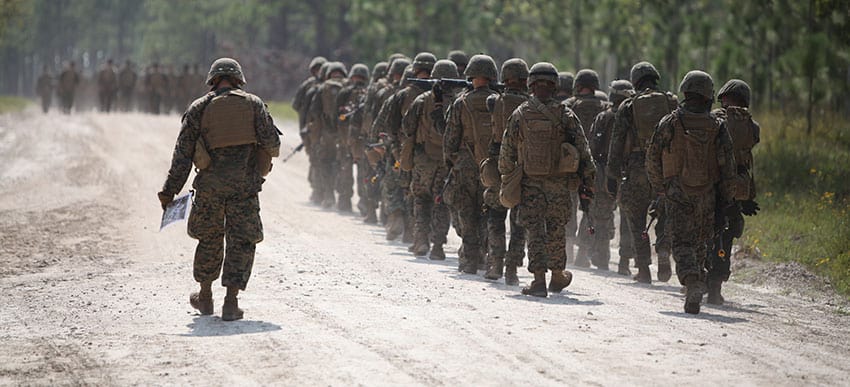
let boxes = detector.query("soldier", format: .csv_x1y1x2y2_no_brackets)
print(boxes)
335,63,370,212
293,56,327,133
646,70,736,314
157,58,281,321
565,69,610,267
145,63,169,114
444,54,499,274
35,65,53,113
97,59,118,113
401,60,460,260
707,79,760,305
310,61,349,209
447,50,469,75
607,61,677,283
555,71,574,102
581,80,635,271
304,61,332,204
358,60,392,222
480,58,530,284
57,61,80,114
118,60,138,112
350,61,386,217
499,62,595,297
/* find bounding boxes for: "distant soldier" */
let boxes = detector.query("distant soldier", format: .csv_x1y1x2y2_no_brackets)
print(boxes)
607,61,677,283
555,71,574,102
443,54,499,273
293,56,327,133
309,61,348,208
351,61,387,217
304,62,331,204
97,59,119,112
499,62,595,297
447,50,469,75
57,61,80,114
335,63,370,212
145,63,169,114
158,58,281,321
401,59,460,260
565,69,610,267
480,58,530,284
118,60,138,111
581,80,635,272
646,70,736,314
707,79,760,305
35,65,53,113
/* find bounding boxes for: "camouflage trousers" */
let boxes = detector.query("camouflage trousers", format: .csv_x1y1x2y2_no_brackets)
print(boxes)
515,179,572,273
355,157,369,212
618,162,657,268
411,153,450,246
445,157,486,269
381,157,406,215
617,207,635,259
188,188,263,290
666,187,716,284
578,187,616,268
565,191,578,262
335,141,354,204
483,187,526,267
315,136,338,205
707,199,744,284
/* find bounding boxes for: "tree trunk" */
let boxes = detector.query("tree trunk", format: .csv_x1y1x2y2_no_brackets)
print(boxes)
311,0,329,56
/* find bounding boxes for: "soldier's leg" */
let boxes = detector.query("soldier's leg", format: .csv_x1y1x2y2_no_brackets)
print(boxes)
566,191,582,266
506,208,526,267
429,166,451,261
590,194,616,270
707,206,741,304
187,192,226,285
455,172,484,273
222,195,263,290
336,147,354,211
382,162,405,240
620,173,653,282
617,207,635,275
411,163,433,255
355,158,368,214
654,201,673,281
401,171,415,244
484,204,507,279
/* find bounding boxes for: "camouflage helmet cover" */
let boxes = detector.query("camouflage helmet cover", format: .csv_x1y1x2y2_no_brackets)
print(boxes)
431,59,459,80
413,52,438,74
573,68,600,92
464,54,498,80
608,79,635,104
717,79,751,107
389,58,411,78
448,50,469,68
206,57,246,85
350,63,370,80
500,58,529,83
630,61,660,86
557,71,575,93
528,62,559,86
388,53,407,64
309,56,327,71
679,70,714,100
326,61,348,79
372,61,389,80
318,62,331,80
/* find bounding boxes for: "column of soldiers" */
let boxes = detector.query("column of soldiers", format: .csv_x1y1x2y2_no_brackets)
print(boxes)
34,59,204,115
290,53,760,314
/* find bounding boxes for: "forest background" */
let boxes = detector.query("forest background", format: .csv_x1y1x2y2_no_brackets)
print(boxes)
0,0,847,296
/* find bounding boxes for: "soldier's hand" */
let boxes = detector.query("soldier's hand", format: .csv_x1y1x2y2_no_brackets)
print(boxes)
157,191,173,211
606,178,618,196
739,200,760,216
579,185,593,212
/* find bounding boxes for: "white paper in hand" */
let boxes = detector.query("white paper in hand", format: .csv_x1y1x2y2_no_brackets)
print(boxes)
160,192,193,231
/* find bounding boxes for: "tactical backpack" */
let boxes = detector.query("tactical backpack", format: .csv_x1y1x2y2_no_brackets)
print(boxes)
725,106,759,200
632,90,674,151
569,95,609,137
520,99,580,177
661,110,721,189
460,89,497,164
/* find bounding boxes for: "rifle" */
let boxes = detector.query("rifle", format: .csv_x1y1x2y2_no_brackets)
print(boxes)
641,196,661,241
579,185,595,235
338,102,365,122
434,168,454,204
404,78,507,93
281,143,305,163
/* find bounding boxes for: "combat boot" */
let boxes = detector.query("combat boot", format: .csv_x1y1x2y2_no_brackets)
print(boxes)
504,264,519,286
337,198,352,212
706,280,724,305
683,275,705,314
221,287,244,321
548,269,573,293
461,249,480,274
189,280,214,315
363,210,378,224
657,254,672,282
633,264,652,284
385,211,403,240
456,245,465,272
617,257,632,276
428,244,446,261
412,239,430,257
521,270,547,297
484,255,504,280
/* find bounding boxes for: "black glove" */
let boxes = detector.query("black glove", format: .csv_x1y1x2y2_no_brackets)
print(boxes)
157,191,173,211
739,200,760,216
606,178,619,196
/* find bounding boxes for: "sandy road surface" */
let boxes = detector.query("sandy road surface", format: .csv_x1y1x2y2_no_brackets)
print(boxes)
0,109,848,386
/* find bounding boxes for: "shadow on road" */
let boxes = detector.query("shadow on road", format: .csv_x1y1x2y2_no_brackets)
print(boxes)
505,293,604,306
181,317,282,337
659,310,749,324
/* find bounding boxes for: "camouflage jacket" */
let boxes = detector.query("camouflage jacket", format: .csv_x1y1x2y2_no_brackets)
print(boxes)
293,76,319,127
161,87,281,196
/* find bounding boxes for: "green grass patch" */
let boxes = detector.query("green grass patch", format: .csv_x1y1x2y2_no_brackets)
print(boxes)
0,96,30,114
741,110,850,297
266,101,298,124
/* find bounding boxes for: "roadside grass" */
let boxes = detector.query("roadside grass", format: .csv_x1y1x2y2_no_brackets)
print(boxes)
0,96,30,114
267,101,298,124
741,110,850,297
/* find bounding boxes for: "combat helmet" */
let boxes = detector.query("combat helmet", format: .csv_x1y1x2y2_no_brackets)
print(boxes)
350,63,370,81
372,61,388,81
717,79,751,107
608,79,635,106
464,54,498,80
573,69,600,92
558,72,575,93
528,62,559,86
448,50,469,70
389,58,411,78
388,53,407,64
326,61,348,79
630,61,660,87
206,57,245,85
679,70,714,100
431,59,459,80
318,62,331,81
309,56,327,72
413,52,437,75
500,58,529,83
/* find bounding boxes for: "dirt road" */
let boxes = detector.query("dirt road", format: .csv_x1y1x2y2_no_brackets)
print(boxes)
1,109,848,386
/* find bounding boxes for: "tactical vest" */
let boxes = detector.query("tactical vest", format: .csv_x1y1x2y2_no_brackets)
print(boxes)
321,79,345,126
661,110,720,189
415,92,445,159
724,106,758,200
519,101,580,177
632,90,674,151
201,89,256,150
460,88,497,164
492,91,529,140
589,108,615,164
569,95,608,137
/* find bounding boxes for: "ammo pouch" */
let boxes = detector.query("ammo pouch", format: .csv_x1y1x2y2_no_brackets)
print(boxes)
479,157,500,188
193,138,212,170
499,166,522,208
557,142,580,174
256,147,273,177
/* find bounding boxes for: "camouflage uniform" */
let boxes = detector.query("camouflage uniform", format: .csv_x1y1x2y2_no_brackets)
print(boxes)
118,61,138,112
309,62,348,208
335,67,369,212
646,70,736,314
293,57,327,132
607,62,677,282
359,65,395,222
97,61,118,113
57,63,80,114
145,64,169,114
36,70,53,113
